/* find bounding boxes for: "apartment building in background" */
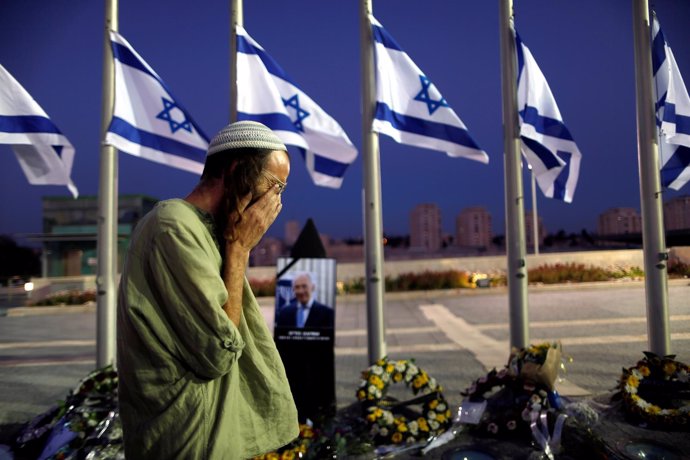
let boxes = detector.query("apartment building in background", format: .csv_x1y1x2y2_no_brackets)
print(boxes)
456,206,492,248
410,203,442,251
664,195,690,231
597,207,642,236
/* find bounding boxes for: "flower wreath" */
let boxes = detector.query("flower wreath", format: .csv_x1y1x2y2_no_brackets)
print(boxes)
620,352,690,429
356,358,452,445
461,343,564,436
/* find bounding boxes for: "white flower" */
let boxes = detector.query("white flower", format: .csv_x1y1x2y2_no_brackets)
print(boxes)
625,384,638,395
406,437,416,444
380,427,389,437
368,385,377,395
372,365,383,375
408,421,419,434
428,378,437,390
375,388,383,399
407,364,418,376
635,398,651,410
383,410,394,424
395,361,406,372
430,420,440,430
660,409,672,416
381,372,390,383
631,368,643,380
437,403,446,412
427,411,437,420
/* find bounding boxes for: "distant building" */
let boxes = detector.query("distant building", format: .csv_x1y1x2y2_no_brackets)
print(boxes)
456,206,491,248
524,210,546,249
251,237,285,267
597,207,641,235
410,204,442,251
284,220,300,246
664,195,690,231
39,195,157,276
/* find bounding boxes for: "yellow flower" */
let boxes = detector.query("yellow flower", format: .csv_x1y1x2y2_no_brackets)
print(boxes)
631,394,641,403
393,373,403,382
627,375,639,387
357,390,366,400
397,423,408,432
391,432,403,443
266,454,279,460
386,364,395,373
280,450,295,460
436,414,446,423
647,404,662,415
429,399,439,409
663,362,677,376
639,365,651,377
445,409,452,418
418,418,429,432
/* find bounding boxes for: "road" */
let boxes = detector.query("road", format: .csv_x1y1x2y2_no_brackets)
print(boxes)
1,280,689,432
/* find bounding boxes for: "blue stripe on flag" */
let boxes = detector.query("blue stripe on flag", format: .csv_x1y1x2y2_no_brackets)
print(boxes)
375,102,481,150
519,106,575,141
520,136,563,170
0,115,63,134
237,112,300,134
651,29,666,76
371,24,404,52
297,148,350,178
662,103,690,135
515,33,525,83
111,42,156,80
108,116,207,163
552,151,572,200
110,40,210,143
660,144,690,187
236,36,300,89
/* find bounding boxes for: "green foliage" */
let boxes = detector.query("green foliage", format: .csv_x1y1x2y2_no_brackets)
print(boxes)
528,263,644,284
32,290,96,306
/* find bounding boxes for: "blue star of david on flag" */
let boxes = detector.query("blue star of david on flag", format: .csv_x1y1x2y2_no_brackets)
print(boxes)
156,97,193,134
414,75,449,115
282,94,310,132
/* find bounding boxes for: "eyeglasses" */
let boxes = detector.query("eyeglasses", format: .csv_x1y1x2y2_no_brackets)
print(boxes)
262,170,287,194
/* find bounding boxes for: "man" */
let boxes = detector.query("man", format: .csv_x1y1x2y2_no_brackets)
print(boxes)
276,272,334,329
117,121,299,459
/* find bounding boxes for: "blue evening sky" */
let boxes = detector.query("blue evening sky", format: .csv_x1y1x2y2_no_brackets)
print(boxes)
1,1,689,241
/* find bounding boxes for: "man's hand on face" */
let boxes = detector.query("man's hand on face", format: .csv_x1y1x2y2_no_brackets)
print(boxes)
229,184,282,251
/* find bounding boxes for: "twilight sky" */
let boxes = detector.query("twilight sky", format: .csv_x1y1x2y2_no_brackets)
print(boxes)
1,0,689,242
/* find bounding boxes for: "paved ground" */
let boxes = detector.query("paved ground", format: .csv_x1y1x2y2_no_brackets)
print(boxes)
1,279,689,455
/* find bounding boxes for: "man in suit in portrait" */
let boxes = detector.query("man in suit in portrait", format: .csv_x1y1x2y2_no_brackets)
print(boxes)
276,272,334,329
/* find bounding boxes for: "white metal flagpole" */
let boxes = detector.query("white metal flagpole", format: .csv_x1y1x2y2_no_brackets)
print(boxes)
631,0,671,355
230,0,243,123
360,0,386,364
499,0,529,349
531,168,539,255
96,0,119,367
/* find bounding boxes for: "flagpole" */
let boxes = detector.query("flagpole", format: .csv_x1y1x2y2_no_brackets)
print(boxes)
360,0,386,364
499,0,529,349
230,0,242,123
531,168,539,255
96,0,119,367
631,0,671,355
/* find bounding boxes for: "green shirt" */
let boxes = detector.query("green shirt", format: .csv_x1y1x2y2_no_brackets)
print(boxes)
117,199,298,459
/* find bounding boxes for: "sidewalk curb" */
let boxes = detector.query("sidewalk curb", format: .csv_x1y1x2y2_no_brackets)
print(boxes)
2,279,687,317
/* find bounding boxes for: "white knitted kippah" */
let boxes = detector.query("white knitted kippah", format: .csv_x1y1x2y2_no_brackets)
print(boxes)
207,120,287,156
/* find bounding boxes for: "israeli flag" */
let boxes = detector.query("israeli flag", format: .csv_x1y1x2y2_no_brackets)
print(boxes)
0,64,78,197
652,15,690,191
370,16,488,164
105,31,208,174
236,26,357,189
516,33,582,203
